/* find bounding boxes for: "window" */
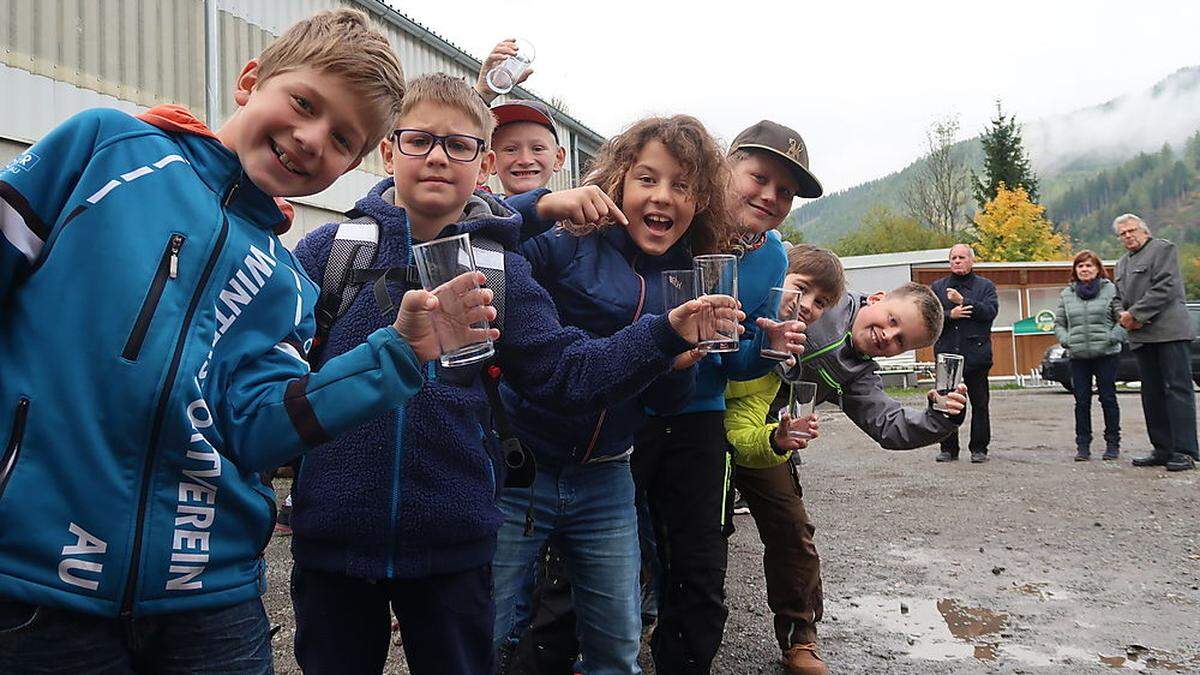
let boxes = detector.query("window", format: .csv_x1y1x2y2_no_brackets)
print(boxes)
1026,287,1062,321
994,287,1023,329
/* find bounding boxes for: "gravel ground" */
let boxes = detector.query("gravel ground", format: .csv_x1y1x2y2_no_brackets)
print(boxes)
263,387,1200,674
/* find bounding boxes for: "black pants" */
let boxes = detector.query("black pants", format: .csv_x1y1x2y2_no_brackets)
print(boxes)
505,545,578,675
1069,354,1121,452
939,364,991,456
632,411,731,674
290,564,493,675
1134,340,1199,459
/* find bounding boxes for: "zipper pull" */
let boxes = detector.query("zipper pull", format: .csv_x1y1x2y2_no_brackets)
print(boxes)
223,174,241,207
169,234,183,279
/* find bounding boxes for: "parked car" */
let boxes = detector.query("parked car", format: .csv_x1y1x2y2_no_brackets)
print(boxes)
1040,302,1200,392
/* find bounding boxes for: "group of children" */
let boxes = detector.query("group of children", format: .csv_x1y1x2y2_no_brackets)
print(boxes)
0,9,968,675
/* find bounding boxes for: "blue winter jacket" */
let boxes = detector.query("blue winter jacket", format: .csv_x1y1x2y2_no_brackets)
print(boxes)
0,108,424,617
675,231,788,414
500,216,697,466
290,179,692,580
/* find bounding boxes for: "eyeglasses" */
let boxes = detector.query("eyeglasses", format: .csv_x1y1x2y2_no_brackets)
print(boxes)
393,129,486,163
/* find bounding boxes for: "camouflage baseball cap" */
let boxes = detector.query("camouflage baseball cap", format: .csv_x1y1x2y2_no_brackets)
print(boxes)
729,120,823,198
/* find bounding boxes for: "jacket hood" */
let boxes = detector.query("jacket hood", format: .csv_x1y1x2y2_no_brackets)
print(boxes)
352,177,521,250
136,105,294,234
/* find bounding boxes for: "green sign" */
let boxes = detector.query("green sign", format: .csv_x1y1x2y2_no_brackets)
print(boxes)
1012,310,1056,335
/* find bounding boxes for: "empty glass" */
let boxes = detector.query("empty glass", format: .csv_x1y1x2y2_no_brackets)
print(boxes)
760,286,802,360
693,254,739,353
486,38,536,95
778,381,818,439
932,353,965,412
411,233,494,367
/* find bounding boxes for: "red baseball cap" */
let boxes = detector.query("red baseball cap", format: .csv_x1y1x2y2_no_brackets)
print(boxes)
492,99,558,142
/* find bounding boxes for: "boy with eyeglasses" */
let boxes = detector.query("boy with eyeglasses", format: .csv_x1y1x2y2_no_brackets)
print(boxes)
287,73,736,674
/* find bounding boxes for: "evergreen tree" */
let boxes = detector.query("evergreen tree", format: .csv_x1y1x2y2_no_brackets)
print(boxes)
972,101,1039,209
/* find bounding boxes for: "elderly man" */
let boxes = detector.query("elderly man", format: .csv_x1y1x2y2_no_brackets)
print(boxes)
1113,214,1197,472
931,244,998,463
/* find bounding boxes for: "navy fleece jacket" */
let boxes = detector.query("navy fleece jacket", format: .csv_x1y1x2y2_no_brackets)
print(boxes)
290,179,691,580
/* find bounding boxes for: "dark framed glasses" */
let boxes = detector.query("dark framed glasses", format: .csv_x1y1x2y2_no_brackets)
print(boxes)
393,129,486,163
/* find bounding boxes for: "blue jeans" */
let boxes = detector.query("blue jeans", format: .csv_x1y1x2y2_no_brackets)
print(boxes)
0,597,272,674
492,457,642,675
1069,354,1121,452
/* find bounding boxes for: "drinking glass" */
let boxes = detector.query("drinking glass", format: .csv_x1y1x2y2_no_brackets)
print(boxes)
777,381,818,439
760,286,802,360
486,38,536,95
932,353,965,412
693,254,739,353
411,233,494,367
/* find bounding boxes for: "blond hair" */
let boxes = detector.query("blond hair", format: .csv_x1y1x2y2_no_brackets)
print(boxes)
256,8,405,154
886,282,944,346
397,73,496,144
568,115,734,255
786,244,845,299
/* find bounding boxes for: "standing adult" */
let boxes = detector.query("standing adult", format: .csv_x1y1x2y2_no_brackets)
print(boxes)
931,244,998,463
1053,250,1125,461
1112,214,1198,472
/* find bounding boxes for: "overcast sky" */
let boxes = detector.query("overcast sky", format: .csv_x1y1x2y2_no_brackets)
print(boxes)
396,1,1199,199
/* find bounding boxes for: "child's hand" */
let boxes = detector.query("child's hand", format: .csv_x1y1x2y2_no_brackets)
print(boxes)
393,271,499,363
672,348,706,370
773,413,819,451
668,295,745,344
927,383,968,415
537,186,628,228
474,39,534,103
757,317,807,366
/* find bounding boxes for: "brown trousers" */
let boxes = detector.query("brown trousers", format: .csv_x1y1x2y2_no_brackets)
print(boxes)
734,459,823,650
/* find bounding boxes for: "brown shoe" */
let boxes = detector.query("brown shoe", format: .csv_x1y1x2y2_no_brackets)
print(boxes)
783,643,829,675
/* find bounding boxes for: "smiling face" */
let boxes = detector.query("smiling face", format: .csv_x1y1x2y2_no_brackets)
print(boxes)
850,294,930,357
621,140,698,257
218,63,372,198
782,272,836,325
385,101,494,239
492,122,565,195
729,151,800,235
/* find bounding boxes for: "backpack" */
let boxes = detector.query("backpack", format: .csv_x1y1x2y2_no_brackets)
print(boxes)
310,215,535,490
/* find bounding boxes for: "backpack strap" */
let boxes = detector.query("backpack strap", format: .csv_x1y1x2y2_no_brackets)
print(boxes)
312,216,379,361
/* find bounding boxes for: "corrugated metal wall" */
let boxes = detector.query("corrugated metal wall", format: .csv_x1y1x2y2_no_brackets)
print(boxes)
0,0,206,114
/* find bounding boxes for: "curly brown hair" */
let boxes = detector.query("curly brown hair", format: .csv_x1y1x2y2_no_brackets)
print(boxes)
565,115,734,255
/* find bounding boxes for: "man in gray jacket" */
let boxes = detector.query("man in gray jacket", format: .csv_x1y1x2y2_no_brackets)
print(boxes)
1113,213,1197,472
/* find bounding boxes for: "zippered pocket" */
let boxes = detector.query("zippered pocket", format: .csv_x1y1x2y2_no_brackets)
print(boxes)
0,398,30,501
122,233,185,361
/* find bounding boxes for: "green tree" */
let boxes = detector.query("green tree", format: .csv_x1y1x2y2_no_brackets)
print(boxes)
778,212,807,245
833,206,956,256
972,100,1039,209
974,185,1068,261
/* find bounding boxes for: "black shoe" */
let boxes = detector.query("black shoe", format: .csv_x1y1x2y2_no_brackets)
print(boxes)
970,452,988,463
1166,453,1196,472
936,451,957,462
1074,450,1090,462
1102,448,1120,461
1131,454,1170,467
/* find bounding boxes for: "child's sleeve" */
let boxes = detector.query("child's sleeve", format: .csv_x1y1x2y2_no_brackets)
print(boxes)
505,188,554,243
724,377,787,469
497,253,692,412
0,110,106,303
839,367,959,450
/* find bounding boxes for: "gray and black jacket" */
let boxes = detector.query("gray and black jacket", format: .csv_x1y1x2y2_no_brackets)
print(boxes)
779,292,959,450
1114,237,1195,347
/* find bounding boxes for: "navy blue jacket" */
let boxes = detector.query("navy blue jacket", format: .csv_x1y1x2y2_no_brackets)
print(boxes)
501,221,697,466
290,179,691,580
931,271,999,369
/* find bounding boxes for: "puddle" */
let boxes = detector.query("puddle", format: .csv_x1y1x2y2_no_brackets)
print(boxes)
830,596,1197,670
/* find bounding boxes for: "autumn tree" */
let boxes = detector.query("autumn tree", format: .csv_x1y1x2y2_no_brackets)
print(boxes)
973,185,1069,262
833,206,956,256
973,101,1039,208
903,115,971,233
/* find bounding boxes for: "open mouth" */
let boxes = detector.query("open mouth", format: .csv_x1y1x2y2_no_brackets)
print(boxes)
871,327,883,351
510,169,541,178
270,140,308,176
643,213,673,234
